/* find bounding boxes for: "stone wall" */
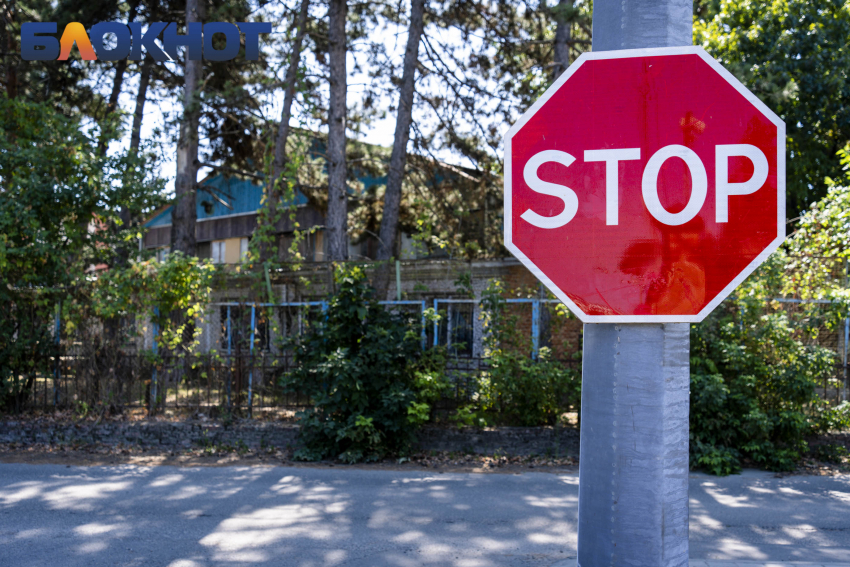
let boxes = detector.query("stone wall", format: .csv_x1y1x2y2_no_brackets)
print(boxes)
0,420,579,458
0,420,300,451
416,425,579,458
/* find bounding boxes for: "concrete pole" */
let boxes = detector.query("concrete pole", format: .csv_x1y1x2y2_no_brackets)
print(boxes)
577,2,693,567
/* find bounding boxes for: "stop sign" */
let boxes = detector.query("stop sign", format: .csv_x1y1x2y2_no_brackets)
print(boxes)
504,46,785,322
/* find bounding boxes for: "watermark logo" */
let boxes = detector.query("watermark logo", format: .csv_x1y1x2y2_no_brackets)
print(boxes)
21,21,271,61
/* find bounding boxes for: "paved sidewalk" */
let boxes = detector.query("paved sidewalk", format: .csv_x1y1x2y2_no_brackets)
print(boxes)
1,464,848,566
555,562,850,567
691,562,850,567
555,561,850,566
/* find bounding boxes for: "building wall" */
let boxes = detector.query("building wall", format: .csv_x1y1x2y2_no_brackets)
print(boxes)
222,238,244,264
196,259,585,361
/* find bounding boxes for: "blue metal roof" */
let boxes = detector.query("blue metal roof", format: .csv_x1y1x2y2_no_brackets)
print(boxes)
146,207,173,228
144,174,309,228
142,153,461,230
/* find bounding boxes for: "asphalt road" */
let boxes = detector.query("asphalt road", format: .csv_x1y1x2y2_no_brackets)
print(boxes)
0,463,848,567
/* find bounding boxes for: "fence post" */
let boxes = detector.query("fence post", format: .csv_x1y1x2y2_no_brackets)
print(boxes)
53,301,61,407
531,299,540,360
433,299,439,347
396,260,402,301
446,303,454,351
841,258,850,402
248,304,256,417
844,315,848,403
226,305,232,412
420,300,427,350
150,308,158,415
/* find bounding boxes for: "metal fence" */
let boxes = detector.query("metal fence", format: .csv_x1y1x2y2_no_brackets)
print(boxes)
773,297,849,404
16,297,850,414
191,299,562,361
23,298,571,415
27,351,583,416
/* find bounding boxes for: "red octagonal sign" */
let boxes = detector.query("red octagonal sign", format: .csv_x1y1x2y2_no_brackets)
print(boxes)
504,47,785,323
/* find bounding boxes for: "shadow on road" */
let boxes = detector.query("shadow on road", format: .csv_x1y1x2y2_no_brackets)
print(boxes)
0,464,580,566
1,465,848,566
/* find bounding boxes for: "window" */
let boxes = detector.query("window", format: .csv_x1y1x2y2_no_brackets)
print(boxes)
240,237,249,262
197,241,211,259
313,230,324,261
212,240,226,263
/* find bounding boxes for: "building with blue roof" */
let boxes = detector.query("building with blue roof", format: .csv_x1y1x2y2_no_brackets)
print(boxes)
143,138,490,265
144,173,327,263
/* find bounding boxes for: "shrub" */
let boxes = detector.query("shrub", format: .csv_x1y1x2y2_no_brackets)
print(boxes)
689,176,850,475
90,252,217,355
471,280,580,427
690,310,837,475
407,345,453,426
280,265,426,463
0,96,163,411
484,346,578,426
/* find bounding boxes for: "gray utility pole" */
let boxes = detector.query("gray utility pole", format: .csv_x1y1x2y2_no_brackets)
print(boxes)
577,2,694,567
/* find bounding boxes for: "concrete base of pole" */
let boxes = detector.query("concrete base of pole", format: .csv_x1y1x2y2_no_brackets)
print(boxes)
577,323,690,567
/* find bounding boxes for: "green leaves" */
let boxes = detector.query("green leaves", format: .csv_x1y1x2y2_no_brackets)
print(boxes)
0,95,164,409
280,264,425,462
690,309,837,474
687,156,850,475
782,182,850,329
695,0,850,216
473,280,580,427
90,252,216,356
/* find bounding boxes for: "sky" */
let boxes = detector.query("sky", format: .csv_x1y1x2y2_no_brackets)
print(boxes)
99,13,428,193
86,0,520,203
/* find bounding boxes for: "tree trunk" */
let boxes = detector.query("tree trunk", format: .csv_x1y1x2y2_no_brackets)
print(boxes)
3,0,17,99
97,0,140,156
130,58,153,153
552,0,572,81
376,0,427,263
172,0,205,257
114,57,153,269
374,0,426,297
260,0,311,263
97,59,128,155
325,0,348,261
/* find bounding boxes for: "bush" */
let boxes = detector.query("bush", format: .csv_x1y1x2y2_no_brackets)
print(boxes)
468,280,580,427
483,346,578,426
689,172,850,475
280,265,426,463
407,345,453,426
690,310,838,475
0,96,163,411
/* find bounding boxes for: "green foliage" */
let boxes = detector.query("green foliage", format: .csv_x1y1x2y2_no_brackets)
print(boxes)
691,308,838,475
813,442,849,464
0,95,163,410
781,166,850,329
280,265,426,463
89,253,217,355
695,0,850,216
407,344,453,426
250,132,313,268
811,401,850,435
451,405,484,428
470,280,580,427
689,159,850,475
483,345,577,427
